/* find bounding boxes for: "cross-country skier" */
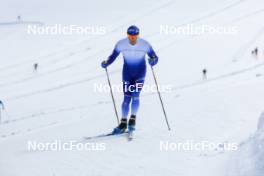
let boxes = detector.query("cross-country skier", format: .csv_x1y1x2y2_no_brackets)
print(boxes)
17,15,21,21
0,100,4,110
255,47,258,56
101,25,158,134
203,69,207,80
0,100,3,123
252,47,259,56
34,63,38,71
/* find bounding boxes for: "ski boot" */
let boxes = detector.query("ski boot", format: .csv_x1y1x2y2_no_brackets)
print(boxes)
112,118,127,135
128,115,136,132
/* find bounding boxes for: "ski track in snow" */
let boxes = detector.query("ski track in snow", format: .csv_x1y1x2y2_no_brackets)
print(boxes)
0,0,251,85
1,58,264,139
0,0,176,73
3,51,264,102
0,21,44,26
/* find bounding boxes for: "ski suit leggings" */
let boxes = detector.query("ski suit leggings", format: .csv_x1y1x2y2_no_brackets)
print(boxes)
121,78,144,118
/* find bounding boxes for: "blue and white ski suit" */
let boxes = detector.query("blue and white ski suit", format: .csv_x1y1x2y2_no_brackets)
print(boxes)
106,38,158,118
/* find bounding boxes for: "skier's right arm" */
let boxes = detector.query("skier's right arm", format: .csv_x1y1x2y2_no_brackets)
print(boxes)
101,43,121,68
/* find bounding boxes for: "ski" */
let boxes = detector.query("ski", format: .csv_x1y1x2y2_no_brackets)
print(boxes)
127,126,135,141
83,131,128,141
127,131,134,141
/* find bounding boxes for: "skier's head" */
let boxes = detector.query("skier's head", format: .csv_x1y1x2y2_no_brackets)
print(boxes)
127,25,139,44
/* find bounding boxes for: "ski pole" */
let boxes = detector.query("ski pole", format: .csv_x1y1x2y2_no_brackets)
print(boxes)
105,68,119,125
150,66,171,131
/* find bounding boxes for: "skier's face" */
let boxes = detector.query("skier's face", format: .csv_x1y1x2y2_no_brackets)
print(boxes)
127,34,139,44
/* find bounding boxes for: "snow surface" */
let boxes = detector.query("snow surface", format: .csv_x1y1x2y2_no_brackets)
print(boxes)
227,112,264,176
1,0,264,175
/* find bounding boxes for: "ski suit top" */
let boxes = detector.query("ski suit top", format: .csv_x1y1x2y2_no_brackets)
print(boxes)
106,38,158,81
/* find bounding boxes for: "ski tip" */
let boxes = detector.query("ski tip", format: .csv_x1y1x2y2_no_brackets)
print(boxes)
127,132,134,141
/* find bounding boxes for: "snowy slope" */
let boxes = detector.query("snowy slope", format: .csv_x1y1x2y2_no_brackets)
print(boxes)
227,112,264,176
1,0,264,175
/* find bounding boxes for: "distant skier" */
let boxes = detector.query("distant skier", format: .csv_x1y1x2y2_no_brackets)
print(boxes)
255,47,258,56
17,15,21,21
34,63,38,71
252,47,258,57
203,69,207,79
101,25,158,134
0,100,3,123
0,100,4,110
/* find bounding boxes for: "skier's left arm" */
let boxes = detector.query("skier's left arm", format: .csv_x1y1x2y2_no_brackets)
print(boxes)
147,44,158,66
